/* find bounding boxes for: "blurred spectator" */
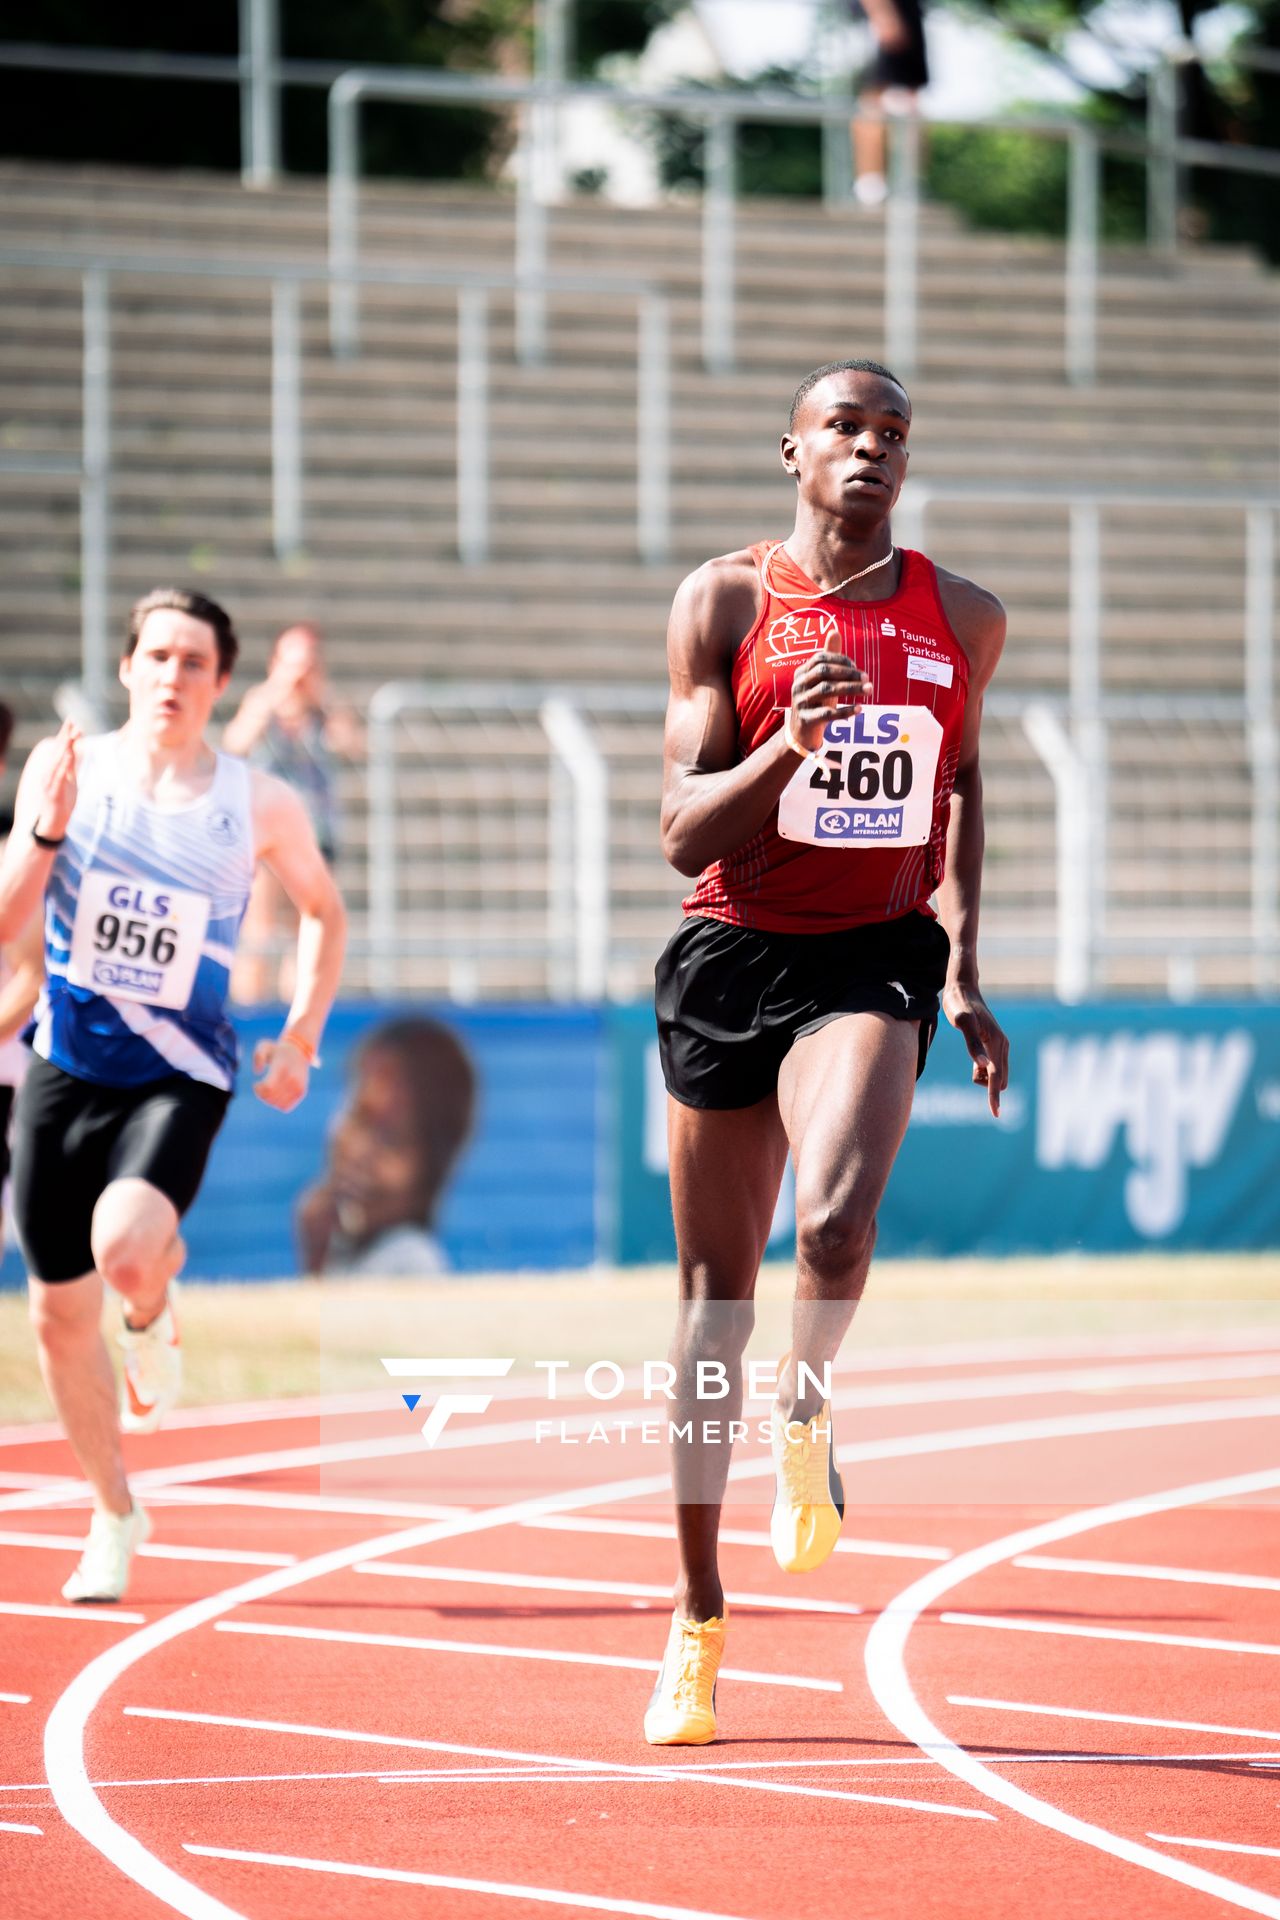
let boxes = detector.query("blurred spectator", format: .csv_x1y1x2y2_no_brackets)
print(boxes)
851,0,929,207
0,703,44,1258
223,623,363,1002
296,1016,478,1277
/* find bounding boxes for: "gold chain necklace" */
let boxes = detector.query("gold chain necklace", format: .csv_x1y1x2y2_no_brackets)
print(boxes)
764,541,896,603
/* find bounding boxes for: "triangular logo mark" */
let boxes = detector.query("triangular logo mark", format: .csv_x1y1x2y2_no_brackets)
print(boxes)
401,1393,421,1412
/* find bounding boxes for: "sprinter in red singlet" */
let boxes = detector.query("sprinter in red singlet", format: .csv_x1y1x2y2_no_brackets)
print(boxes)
643,359,1009,1745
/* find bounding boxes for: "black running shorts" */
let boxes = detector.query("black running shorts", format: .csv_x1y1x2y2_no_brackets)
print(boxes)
11,1054,231,1282
860,0,929,92
655,908,950,1111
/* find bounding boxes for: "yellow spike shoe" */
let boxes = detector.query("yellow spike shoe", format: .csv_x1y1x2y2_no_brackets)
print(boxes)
643,1608,728,1746
770,1398,845,1573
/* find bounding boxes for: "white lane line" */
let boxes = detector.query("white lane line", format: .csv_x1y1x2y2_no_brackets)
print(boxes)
128,1489,465,1522
0,1693,32,1705
1015,1553,1280,1594
0,1602,146,1625
0,1820,42,1835
865,1462,1280,1920
0,1529,296,1569
213,1619,842,1691
182,1843,772,1920
0,1391,396,1449
947,1696,1280,1743
12,1356,1280,1524
352,1560,863,1616
126,1709,992,1821
1150,1837,1280,1863
942,1612,1280,1659
528,1515,951,1562
831,1330,1280,1374
50,1461,685,1920
46,1394,1280,1920
4,1328,1265,1453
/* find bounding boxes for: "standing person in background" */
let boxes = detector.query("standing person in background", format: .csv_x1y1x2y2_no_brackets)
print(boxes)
0,703,43,1257
850,0,929,207
223,623,363,1003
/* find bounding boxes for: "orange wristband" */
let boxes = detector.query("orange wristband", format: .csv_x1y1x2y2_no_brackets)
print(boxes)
280,1028,320,1068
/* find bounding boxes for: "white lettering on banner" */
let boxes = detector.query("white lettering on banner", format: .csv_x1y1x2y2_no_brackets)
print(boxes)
1036,1032,1255,1237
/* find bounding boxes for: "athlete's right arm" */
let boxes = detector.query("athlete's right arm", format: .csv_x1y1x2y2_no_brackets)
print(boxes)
659,559,870,877
0,909,43,1044
0,722,80,943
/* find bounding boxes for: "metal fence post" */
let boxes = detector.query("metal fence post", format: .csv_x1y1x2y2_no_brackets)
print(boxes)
1066,125,1099,386
457,286,490,566
533,0,571,202
702,115,736,375
1147,54,1180,252
80,268,110,724
1069,501,1105,994
328,76,361,357
637,293,671,565
884,113,919,382
1245,506,1278,989
366,687,401,997
238,0,281,187
1023,702,1092,1004
271,278,303,559
516,101,549,367
540,696,610,1000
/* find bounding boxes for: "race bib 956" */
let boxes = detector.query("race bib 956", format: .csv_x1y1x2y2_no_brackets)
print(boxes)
68,872,210,1011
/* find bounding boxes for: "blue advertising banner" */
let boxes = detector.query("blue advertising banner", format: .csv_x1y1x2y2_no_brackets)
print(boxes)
0,1002,602,1286
608,1001,1280,1262
3,999,1278,1286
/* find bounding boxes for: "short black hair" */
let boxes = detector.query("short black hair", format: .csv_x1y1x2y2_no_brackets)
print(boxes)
789,359,908,430
0,702,13,761
126,587,239,678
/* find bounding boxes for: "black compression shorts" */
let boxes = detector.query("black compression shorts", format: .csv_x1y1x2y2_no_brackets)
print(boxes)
11,1054,231,1282
655,908,950,1111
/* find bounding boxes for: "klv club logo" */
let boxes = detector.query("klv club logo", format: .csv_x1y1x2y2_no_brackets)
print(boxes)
382,1357,516,1445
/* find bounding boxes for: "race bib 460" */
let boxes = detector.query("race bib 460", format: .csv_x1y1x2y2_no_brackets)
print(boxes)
68,872,210,1011
777,705,943,849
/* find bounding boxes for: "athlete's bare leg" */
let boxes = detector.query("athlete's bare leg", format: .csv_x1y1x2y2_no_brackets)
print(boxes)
667,1096,788,1620
775,1012,920,1421
28,1272,131,1517
90,1178,185,1330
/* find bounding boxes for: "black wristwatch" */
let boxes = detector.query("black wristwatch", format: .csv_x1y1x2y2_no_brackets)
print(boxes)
31,823,66,849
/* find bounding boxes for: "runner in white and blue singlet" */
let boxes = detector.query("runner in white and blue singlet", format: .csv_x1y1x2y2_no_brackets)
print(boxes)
0,587,347,1604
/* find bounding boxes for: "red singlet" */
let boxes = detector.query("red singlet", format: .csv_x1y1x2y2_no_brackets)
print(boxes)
683,541,970,934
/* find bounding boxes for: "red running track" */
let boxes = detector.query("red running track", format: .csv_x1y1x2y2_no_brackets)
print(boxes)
2,1330,1280,1920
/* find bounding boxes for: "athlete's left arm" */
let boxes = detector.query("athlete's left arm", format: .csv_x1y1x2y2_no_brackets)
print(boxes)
934,574,1010,1118
250,771,348,1112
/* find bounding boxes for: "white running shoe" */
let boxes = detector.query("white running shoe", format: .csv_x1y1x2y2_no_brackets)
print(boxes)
119,1282,182,1435
61,1502,151,1603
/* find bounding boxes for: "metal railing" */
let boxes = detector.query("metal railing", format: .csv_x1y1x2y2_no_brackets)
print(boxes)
5,38,1280,388
0,244,673,695
903,480,1279,1000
